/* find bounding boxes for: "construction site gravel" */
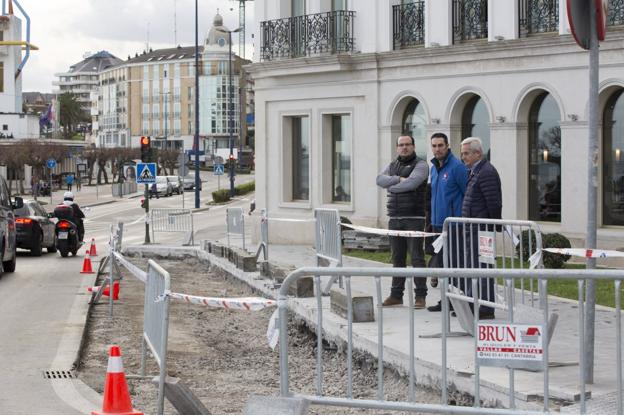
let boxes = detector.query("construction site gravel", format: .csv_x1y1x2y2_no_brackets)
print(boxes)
77,255,446,415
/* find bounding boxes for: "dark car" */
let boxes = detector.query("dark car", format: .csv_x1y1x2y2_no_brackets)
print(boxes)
0,176,23,273
14,200,56,256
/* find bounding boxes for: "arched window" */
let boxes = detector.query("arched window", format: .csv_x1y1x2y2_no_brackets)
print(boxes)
461,95,490,159
402,99,427,159
528,92,561,222
603,89,624,226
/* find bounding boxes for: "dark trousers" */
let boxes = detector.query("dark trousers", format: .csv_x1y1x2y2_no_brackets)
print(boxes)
388,218,427,299
464,224,495,314
430,225,468,294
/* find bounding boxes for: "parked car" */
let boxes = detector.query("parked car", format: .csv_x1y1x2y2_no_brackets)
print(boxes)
150,176,173,198
182,175,202,191
166,176,183,195
14,199,56,256
0,175,23,273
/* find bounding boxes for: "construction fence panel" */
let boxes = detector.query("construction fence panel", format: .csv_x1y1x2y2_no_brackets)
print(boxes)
141,260,171,415
255,209,269,262
314,208,342,293
277,266,624,415
226,207,246,250
151,208,194,245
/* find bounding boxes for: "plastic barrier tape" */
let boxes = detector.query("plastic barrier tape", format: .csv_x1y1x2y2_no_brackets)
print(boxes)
342,223,441,238
162,291,276,311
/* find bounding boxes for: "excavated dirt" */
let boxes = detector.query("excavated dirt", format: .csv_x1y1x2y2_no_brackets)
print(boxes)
77,256,446,414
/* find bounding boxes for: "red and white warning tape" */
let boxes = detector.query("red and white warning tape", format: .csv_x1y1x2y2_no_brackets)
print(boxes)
159,290,276,311
529,247,624,267
342,223,440,238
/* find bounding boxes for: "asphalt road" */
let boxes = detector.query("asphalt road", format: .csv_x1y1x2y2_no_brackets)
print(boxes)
0,175,254,413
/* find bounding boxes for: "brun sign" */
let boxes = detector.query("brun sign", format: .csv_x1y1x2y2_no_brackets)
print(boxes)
477,322,544,371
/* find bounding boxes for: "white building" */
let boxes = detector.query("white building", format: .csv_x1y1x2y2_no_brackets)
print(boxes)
248,0,624,247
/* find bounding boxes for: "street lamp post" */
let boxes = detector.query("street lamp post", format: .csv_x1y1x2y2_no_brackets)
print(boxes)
217,27,241,197
193,0,200,208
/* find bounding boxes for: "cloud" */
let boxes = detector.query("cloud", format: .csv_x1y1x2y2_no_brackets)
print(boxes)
20,0,252,92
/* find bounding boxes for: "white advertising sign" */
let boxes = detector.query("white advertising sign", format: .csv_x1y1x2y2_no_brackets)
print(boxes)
477,322,544,371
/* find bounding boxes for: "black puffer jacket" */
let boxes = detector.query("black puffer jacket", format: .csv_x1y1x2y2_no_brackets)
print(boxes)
386,155,427,218
461,159,502,219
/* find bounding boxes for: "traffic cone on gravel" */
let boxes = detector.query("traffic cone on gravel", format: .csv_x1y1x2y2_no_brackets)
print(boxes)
80,250,94,274
92,345,143,415
89,238,98,256
87,281,120,300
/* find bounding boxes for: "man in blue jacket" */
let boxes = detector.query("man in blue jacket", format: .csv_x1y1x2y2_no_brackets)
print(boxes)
460,137,502,320
426,132,468,313
376,135,429,309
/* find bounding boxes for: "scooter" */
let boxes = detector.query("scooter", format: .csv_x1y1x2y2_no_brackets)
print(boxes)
55,219,80,257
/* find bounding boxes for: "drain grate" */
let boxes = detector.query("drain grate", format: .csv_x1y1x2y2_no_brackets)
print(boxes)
43,370,75,379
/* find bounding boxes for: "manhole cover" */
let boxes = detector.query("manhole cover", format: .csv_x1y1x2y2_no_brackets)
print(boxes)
43,370,75,379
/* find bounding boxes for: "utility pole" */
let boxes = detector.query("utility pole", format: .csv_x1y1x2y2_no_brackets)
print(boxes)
193,0,200,208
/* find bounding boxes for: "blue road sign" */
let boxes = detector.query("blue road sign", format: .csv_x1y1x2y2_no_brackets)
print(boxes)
214,164,224,176
136,163,157,184
46,158,57,169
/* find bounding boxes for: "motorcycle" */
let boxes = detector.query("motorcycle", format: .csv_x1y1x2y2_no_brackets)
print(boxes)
55,219,80,257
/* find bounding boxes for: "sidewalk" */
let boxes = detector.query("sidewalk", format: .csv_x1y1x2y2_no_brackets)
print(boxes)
196,241,619,412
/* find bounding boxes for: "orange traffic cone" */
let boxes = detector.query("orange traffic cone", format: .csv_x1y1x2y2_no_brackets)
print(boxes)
92,345,143,415
80,250,94,274
89,238,98,256
88,281,120,300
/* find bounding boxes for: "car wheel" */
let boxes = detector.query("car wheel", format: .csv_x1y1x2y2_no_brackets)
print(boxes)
3,247,16,272
31,233,43,257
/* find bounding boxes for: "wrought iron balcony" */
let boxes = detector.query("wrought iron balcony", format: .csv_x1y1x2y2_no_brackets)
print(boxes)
519,0,559,36
452,0,488,43
260,10,356,61
393,1,425,50
609,0,624,26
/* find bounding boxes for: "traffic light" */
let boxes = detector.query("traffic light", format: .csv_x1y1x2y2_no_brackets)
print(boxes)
228,153,236,171
140,136,151,162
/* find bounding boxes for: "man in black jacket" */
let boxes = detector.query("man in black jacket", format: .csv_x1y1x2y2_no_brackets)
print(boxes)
376,135,429,309
460,137,502,320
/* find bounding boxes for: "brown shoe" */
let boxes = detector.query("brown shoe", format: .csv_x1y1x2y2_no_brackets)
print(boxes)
382,296,403,307
414,297,426,309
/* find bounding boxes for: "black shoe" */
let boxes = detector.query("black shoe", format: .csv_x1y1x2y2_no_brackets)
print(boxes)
427,301,454,312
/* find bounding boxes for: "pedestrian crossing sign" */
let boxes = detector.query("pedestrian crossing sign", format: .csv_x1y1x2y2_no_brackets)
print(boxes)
214,164,224,176
136,163,157,184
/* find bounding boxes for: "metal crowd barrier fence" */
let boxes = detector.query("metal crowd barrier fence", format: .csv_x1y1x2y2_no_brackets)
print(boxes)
140,260,171,415
314,208,342,293
254,209,269,262
226,207,246,250
151,208,194,246
442,217,545,321
112,181,138,197
277,266,624,414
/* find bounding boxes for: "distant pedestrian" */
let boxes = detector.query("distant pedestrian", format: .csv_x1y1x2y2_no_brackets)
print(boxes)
460,137,502,320
376,135,429,309
65,174,74,192
76,174,82,191
31,175,39,200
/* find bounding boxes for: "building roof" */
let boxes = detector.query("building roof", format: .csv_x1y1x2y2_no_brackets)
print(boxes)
22,92,54,105
67,50,123,74
126,45,203,65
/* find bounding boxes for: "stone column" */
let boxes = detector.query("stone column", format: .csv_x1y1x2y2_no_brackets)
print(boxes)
560,121,589,234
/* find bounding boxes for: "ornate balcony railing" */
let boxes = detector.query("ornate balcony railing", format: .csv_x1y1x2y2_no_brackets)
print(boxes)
453,0,488,42
608,0,624,26
392,1,425,50
519,0,559,36
260,10,356,61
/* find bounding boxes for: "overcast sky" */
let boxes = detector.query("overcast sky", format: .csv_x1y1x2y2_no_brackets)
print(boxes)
20,0,254,93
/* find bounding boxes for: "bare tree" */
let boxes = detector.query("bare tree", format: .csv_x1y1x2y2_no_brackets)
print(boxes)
158,149,179,175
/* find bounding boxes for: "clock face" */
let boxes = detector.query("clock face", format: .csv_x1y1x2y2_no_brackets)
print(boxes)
217,38,226,47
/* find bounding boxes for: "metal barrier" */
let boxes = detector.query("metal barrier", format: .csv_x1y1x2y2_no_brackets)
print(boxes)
226,207,246,250
140,259,171,415
277,266,624,414
314,208,342,293
151,208,194,246
255,209,268,262
112,181,138,197
441,218,545,331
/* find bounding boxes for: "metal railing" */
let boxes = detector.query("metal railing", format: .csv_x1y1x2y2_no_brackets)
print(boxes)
314,208,343,293
260,10,356,61
277,266,624,414
140,260,170,415
453,0,488,43
519,0,559,36
150,208,194,245
226,207,246,250
392,1,425,50
609,0,624,26
255,209,268,262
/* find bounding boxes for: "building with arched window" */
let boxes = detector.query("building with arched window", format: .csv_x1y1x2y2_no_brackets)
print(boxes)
249,0,624,248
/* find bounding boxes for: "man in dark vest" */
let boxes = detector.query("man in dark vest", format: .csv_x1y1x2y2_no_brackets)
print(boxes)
376,135,429,308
